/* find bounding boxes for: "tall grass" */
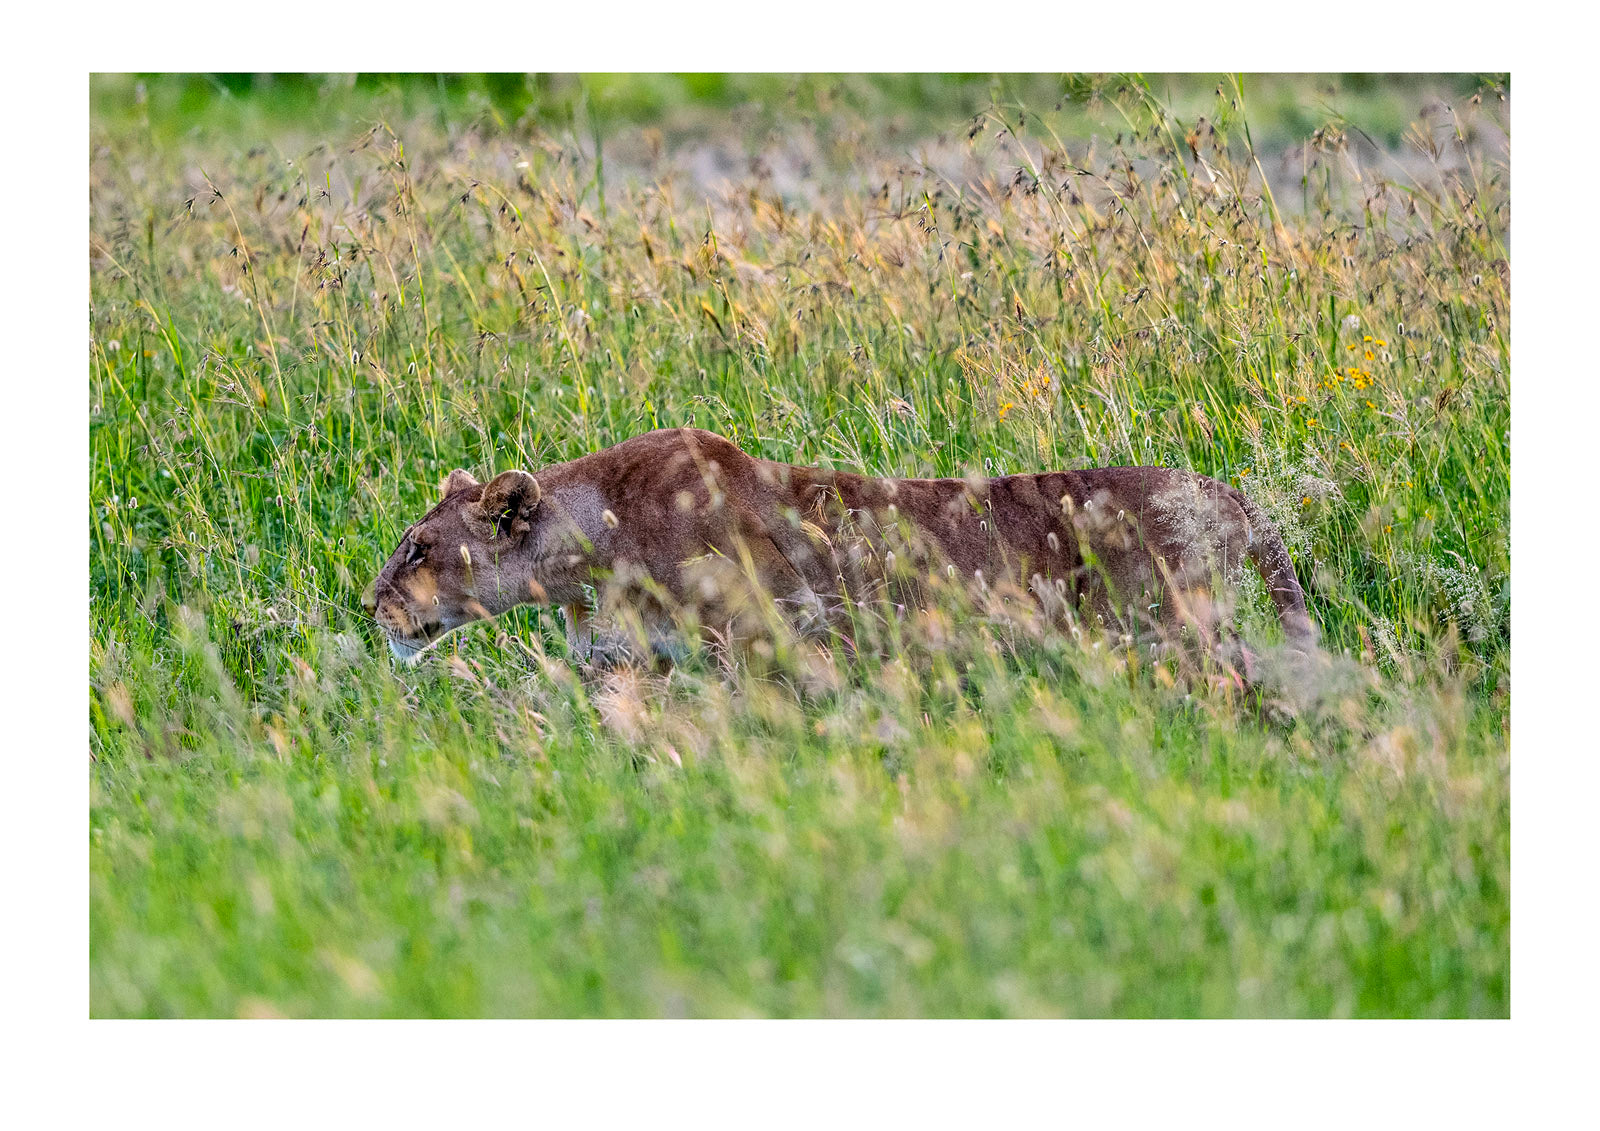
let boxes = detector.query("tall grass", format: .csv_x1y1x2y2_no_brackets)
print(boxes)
89,74,1509,1017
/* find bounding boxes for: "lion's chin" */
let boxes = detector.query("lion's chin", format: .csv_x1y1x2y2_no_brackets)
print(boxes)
387,636,427,664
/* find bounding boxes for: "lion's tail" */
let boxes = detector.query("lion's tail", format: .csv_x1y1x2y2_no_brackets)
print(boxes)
1234,491,1318,649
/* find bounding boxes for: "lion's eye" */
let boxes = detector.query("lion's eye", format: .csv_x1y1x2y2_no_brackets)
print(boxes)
406,540,429,565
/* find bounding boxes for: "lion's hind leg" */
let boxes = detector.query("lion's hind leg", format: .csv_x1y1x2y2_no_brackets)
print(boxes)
1150,551,1255,693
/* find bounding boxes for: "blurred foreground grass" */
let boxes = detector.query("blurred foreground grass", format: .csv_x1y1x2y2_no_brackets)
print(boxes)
90,73,1508,1016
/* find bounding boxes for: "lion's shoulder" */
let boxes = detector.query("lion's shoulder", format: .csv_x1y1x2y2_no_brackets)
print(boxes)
589,427,752,468
549,429,766,519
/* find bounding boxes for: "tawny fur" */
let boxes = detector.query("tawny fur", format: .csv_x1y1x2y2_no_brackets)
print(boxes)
367,427,1315,665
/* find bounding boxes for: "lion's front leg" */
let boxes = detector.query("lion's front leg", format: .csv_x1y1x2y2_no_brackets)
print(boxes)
563,602,628,669
567,597,690,672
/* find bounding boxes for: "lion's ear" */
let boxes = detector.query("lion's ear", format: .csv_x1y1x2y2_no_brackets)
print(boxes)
466,470,542,542
441,468,480,500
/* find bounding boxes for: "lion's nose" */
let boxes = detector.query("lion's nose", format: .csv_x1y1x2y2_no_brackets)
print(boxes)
360,580,378,615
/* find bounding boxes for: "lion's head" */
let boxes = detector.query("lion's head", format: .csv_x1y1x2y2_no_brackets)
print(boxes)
363,467,545,662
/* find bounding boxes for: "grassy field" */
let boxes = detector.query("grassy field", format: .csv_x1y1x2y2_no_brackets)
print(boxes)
89,73,1509,1017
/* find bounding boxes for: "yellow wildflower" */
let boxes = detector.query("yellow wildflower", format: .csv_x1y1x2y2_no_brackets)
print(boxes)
999,402,1015,421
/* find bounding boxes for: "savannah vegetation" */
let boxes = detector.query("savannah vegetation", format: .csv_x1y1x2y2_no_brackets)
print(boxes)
90,73,1509,1016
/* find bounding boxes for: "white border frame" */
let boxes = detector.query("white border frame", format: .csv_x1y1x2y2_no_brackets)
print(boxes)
6,2,1591,1125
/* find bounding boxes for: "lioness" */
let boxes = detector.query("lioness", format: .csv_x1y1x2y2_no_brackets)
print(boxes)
365,427,1314,670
